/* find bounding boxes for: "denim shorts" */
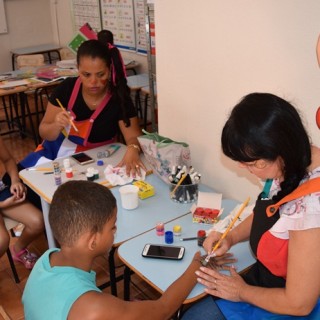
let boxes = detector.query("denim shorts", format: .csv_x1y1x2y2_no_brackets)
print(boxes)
0,186,12,202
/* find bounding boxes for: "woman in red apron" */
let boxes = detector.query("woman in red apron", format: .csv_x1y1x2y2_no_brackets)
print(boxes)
182,93,320,319
20,40,146,176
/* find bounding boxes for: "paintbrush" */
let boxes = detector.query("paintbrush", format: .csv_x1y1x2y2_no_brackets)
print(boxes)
56,98,79,132
202,197,250,266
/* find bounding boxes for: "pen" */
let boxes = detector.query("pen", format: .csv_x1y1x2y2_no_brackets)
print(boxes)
203,197,250,265
56,98,79,132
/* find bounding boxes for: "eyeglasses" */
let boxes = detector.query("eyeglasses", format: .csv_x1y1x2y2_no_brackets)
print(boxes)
240,159,268,169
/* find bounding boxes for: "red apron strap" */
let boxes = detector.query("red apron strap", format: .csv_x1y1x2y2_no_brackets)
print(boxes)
90,92,112,121
67,78,82,111
266,177,320,217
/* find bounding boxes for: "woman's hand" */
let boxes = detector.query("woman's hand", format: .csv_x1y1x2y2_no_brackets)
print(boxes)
203,230,232,257
54,110,72,130
196,265,248,302
117,147,147,177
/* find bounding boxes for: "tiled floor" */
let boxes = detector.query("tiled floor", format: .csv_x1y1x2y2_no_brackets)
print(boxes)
0,130,161,319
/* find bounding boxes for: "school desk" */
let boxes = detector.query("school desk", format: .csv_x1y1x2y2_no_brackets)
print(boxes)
118,207,256,306
11,43,62,70
0,85,38,143
18,143,211,295
127,73,149,121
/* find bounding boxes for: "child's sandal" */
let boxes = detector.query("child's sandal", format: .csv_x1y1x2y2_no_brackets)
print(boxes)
10,246,38,269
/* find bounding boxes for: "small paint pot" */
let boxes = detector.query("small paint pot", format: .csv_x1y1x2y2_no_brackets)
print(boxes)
197,230,206,247
173,225,182,236
65,167,73,178
156,222,165,236
165,231,174,244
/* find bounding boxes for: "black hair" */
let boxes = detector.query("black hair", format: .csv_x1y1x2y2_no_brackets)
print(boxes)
77,39,132,127
49,180,117,246
221,92,311,201
97,29,114,45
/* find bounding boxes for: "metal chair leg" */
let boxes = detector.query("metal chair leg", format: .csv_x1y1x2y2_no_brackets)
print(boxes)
6,248,20,284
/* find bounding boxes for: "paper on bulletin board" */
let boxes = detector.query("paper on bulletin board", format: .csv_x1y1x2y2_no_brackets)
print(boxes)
100,0,136,52
71,0,101,32
0,0,8,34
68,23,98,54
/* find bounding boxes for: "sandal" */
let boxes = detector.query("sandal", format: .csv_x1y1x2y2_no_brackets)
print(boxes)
10,245,38,269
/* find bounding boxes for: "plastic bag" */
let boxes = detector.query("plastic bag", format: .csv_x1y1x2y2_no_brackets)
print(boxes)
138,130,191,184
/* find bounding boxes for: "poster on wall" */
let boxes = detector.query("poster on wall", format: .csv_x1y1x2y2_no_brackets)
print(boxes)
72,0,102,33
100,0,136,52
134,0,147,54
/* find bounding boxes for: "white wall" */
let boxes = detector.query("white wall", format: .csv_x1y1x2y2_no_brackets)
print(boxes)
48,0,149,73
0,0,148,73
155,1,320,203
0,0,54,72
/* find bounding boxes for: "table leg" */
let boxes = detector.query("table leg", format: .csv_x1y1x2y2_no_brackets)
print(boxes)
123,265,131,301
40,197,57,248
12,54,16,71
108,246,117,296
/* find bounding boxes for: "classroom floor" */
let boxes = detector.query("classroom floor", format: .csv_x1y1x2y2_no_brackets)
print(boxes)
0,118,162,319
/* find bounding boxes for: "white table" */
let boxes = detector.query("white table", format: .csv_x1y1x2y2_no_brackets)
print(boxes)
19,143,213,295
127,73,149,124
118,200,256,304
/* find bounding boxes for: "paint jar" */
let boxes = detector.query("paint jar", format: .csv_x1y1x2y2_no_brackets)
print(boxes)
119,185,139,210
86,172,95,181
156,222,165,236
52,161,62,186
65,167,73,178
169,182,199,203
197,230,206,247
165,231,174,244
63,158,71,170
173,225,182,236
93,169,99,180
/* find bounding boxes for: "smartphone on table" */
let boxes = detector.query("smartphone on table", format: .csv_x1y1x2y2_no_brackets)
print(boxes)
70,152,94,165
142,244,185,260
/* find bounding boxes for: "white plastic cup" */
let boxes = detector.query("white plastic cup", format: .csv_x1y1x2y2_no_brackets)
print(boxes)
119,185,139,210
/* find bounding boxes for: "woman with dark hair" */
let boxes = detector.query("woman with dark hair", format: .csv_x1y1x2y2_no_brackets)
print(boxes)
21,40,145,175
182,93,320,319
97,29,114,45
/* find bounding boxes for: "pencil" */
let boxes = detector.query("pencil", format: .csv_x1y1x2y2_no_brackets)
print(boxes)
56,98,79,132
26,167,53,172
170,173,187,197
204,197,250,264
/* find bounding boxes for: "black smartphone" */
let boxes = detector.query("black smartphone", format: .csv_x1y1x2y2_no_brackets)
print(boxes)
142,244,185,260
70,152,94,165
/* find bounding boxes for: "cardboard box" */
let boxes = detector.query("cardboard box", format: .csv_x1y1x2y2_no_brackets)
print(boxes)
191,191,223,224
133,180,155,199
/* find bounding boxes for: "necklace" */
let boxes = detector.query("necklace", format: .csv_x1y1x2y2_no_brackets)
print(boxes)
84,90,108,109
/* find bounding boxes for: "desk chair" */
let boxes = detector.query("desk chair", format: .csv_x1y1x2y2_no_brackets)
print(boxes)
16,54,45,69
17,54,46,146
59,47,76,60
127,74,149,127
3,217,20,283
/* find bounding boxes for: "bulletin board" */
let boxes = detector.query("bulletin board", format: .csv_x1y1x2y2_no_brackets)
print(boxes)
0,0,8,34
71,0,101,32
70,0,148,55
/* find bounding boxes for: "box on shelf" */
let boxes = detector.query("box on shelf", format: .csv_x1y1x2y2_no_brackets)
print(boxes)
133,180,155,199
